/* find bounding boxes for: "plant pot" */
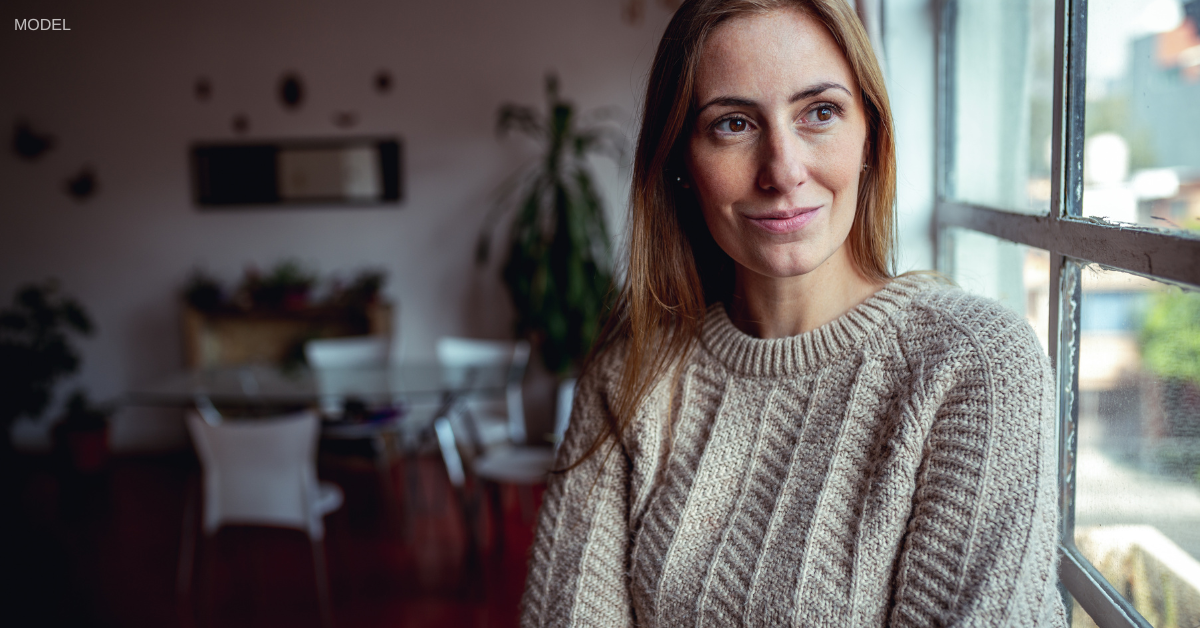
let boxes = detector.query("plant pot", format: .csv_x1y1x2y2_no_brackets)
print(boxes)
53,421,110,474
65,427,109,473
282,288,310,311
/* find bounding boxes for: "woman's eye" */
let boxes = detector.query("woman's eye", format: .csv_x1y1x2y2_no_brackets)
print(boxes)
716,117,750,133
804,105,837,124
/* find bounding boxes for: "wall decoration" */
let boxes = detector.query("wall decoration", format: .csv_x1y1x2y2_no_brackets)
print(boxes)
374,70,392,94
13,120,55,160
194,77,213,102
232,114,250,135
191,136,403,208
332,111,359,129
279,73,305,109
65,167,98,201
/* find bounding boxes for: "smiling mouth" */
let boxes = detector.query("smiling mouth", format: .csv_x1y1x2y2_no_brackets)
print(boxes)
745,206,821,234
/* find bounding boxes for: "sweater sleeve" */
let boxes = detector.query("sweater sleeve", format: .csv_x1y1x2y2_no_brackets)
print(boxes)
519,360,634,628
888,309,1067,627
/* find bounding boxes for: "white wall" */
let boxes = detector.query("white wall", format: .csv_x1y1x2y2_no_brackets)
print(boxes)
1,0,936,452
1,0,675,451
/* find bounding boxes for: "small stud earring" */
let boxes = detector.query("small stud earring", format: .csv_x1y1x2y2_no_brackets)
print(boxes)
674,175,690,189
861,163,870,172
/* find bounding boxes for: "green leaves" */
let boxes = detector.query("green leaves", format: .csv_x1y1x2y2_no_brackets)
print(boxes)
485,74,622,375
496,104,543,140
1141,289,1200,385
0,281,94,426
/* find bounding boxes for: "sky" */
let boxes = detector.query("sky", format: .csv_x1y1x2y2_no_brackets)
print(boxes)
1087,0,1185,89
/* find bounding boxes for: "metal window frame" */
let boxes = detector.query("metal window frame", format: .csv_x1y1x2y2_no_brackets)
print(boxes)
934,0,1200,626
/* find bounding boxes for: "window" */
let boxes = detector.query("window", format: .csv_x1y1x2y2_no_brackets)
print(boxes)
936,0,1200,626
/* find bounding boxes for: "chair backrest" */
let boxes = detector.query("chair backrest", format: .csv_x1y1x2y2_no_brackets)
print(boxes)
305,336,390,369
305,336,391,416
436,337,530,444
185,410,325,538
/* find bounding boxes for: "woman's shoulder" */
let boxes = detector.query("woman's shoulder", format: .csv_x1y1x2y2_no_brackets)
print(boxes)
572,337,680,437
890,274,1048,373
567,340,635,436
576,340,628,398
889,277,1055,438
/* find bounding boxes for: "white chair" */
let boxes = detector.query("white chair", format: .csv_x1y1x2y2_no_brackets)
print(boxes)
430,340,574,553
472,377,575,556
180,409,341,627
430,338,530,550
432,338,576,554
304,335,391,418
304,335,390,369
435,337,531,449
305,335,408,520
471,377,576,484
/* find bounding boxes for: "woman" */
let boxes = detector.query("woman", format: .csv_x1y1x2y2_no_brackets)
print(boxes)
521,0,1066,626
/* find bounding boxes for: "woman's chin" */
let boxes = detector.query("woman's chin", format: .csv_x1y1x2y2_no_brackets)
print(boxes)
739,256,825,281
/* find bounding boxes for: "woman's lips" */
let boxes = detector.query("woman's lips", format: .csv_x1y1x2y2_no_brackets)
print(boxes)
745,206,821,234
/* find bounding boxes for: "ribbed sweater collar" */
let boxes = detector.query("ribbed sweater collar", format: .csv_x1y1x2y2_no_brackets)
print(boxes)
699,274,934,377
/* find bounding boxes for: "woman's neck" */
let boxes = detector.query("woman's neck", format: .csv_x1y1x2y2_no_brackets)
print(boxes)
727,246,884,339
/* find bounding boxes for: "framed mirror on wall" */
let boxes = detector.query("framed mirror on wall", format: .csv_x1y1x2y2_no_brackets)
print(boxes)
191,137,403,208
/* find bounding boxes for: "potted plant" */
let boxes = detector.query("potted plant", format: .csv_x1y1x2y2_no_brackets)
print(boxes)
238,260,316,311
0,281,94,465
476,73,623,376
338,269,387,308
182,268,224,313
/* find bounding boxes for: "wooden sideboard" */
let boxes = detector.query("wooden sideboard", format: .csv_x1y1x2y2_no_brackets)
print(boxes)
181,302,393,368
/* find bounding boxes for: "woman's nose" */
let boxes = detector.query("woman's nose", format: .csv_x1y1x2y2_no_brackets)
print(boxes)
756,125,809,194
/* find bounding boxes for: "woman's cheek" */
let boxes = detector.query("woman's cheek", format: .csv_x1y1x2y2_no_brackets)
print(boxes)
692,148,751,206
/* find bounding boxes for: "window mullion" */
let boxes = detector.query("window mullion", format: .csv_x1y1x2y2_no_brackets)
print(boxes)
1053,255,1080,545
1056,0,1088,220
932,0,956,271
935,201,1200,289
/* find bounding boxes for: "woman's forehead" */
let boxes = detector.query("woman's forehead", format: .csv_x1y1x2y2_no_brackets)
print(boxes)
694,7,857,104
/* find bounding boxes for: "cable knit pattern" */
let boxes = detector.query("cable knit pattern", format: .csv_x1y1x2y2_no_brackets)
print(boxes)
519,276,1067,627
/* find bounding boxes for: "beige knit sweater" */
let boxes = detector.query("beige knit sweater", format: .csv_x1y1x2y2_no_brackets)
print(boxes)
520,275,1067,627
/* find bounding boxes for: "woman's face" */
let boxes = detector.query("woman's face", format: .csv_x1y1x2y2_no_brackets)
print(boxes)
686,7,868,282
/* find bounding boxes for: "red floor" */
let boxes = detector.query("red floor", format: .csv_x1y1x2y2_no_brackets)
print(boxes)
3,451,542,628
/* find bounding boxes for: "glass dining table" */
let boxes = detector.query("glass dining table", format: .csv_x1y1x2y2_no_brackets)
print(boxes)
126,361,518,492
125,361,516,411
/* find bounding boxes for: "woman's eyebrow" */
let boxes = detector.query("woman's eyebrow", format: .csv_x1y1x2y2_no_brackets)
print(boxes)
789,81,852,102
696,96,757,113
696,82,853,114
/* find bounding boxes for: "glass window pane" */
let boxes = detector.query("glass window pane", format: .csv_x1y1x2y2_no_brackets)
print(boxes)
1084,0,1200,233
1073,265,1200,626
949,0,1056,214
945,227,1051,354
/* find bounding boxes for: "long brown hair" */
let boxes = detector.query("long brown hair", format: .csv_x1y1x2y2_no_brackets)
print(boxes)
570,0,896,467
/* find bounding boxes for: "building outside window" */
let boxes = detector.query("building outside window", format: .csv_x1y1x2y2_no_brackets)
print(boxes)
934,0,1200,625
